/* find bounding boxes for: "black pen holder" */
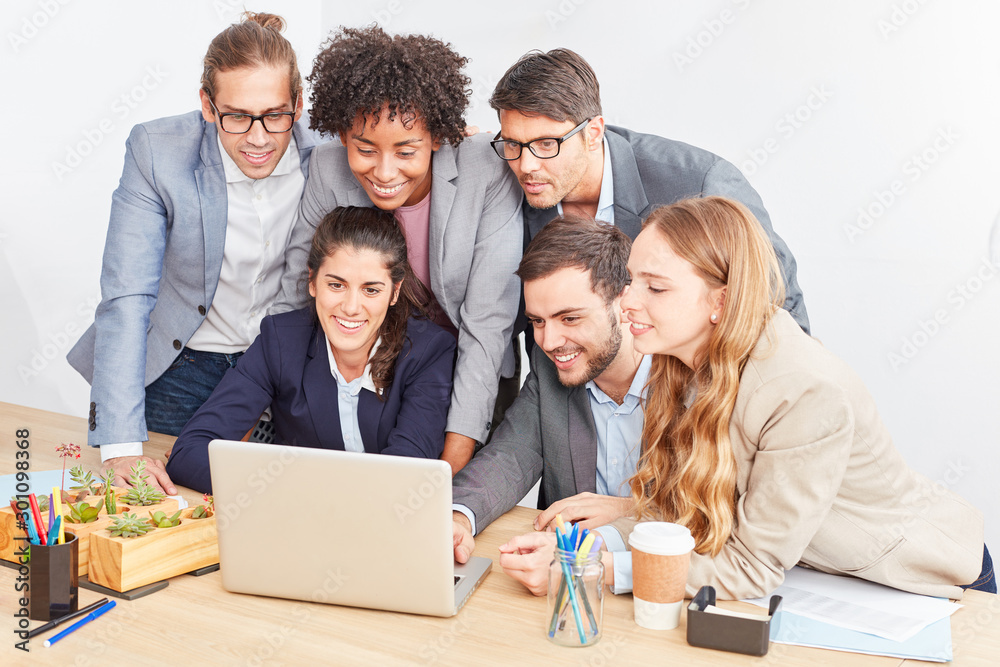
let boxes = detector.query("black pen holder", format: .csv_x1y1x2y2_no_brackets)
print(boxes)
28,530,79,621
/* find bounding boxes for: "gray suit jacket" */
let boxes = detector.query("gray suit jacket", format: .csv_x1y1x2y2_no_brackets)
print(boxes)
273,133,523,444
66,111,320,445
523,125,810,333
452,344,598,532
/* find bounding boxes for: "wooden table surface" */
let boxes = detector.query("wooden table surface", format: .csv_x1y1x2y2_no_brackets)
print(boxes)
1,401,997,666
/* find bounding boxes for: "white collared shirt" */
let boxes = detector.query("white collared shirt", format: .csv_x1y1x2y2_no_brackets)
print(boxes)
186,133,305,353
326,336,381,453
557,136,614,223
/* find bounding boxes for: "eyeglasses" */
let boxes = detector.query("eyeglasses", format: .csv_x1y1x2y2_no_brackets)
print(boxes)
208,97,297,134
490,118,591,161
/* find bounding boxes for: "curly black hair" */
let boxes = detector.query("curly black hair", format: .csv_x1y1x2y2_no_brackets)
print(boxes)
307,25,471,145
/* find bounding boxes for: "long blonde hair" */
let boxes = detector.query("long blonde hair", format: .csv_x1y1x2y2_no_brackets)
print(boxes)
629,197,785,555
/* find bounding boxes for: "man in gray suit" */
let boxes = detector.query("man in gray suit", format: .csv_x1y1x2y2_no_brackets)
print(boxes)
67,13,319,491
489,48,810,333
452,217,643,569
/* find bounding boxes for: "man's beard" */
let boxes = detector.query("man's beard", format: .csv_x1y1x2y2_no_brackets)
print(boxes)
558,306,622,387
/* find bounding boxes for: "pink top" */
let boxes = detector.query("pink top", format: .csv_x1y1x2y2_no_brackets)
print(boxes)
394,193,458,339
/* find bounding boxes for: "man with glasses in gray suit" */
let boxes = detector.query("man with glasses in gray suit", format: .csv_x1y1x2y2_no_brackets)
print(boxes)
489,48,810,333
67,13,320,492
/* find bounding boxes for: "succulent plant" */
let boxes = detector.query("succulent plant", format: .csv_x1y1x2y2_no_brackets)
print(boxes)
191,494,214,519
69,465,99,495
64,501,101,524
9,494,48,512
149,510,182,528
107,512,155,538
119,460,166,507
100,469,118,515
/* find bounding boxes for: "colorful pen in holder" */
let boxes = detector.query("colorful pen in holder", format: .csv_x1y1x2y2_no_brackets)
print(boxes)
546,517,604,647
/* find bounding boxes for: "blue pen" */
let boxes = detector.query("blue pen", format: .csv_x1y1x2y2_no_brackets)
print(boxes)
24,513,40,545
44,600,116,647
555,528,587,643
46,516,62,547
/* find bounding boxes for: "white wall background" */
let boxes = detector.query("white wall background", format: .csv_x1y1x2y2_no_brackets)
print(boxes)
2,1,997,554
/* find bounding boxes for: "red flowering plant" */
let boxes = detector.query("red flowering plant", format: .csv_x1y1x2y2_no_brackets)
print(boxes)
55,443,81,493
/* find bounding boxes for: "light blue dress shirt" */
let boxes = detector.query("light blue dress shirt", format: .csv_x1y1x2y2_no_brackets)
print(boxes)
587,354,650,497
325,336,380,453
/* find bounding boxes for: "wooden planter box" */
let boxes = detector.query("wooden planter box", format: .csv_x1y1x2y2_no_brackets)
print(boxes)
1,491,178,577
87,508,219,592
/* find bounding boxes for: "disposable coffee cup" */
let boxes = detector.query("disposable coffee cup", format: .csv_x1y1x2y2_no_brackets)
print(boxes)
628,522,694,630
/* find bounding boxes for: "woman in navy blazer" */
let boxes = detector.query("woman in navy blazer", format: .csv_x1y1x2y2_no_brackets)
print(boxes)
166,206,455,493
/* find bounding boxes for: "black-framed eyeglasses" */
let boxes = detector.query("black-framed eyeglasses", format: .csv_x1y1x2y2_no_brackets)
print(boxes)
209,96,297,134
490,118,591,161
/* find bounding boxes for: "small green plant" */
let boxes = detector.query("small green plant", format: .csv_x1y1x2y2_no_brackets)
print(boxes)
65,501,101,524
119,460,166,507
107,512,155,538
149,510,182,528
100,469,117,515
69,465,99,495
11,495,48,512
191,494,214,519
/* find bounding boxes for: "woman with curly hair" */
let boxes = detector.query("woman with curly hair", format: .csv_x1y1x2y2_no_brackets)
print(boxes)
614,196,992,599
167,206,456,494
274,26,523,475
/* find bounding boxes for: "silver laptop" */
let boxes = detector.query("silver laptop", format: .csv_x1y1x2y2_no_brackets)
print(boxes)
208,440,491,617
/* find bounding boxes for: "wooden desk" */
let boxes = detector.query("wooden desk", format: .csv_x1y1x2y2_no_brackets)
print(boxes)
2,402,997,666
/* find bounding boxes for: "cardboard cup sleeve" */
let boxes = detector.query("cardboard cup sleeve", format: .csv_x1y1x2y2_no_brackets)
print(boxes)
633,549,690,603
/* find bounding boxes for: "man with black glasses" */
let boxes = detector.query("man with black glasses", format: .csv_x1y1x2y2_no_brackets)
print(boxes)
67,12,321,492
489,48,810,333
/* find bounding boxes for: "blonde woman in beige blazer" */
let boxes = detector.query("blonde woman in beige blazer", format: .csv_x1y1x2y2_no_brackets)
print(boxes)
616,196,992,600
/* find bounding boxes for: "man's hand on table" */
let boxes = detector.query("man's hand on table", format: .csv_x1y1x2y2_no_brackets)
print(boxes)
498,531,558,596
453,512,476,563
534,492,633,532
103,455,177,495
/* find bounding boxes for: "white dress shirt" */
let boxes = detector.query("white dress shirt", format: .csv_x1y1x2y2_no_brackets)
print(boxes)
326,336,381,453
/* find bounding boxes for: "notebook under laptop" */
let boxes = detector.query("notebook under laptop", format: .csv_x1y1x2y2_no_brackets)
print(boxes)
208,440,492,617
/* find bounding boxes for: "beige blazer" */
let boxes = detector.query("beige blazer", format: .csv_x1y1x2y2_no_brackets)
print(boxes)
621,309,984,600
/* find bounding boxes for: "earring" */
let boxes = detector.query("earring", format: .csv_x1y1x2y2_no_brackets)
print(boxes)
710,314,718,323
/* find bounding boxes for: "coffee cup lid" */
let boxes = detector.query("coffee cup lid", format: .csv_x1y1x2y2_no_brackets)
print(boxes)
628,522,695,555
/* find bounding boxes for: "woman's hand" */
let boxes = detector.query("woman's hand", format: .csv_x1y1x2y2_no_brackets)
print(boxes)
534,492,634,532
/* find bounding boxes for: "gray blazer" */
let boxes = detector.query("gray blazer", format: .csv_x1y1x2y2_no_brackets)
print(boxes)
453,344,599,532
523,125,810,333
66,111,320,446
273,133,523,444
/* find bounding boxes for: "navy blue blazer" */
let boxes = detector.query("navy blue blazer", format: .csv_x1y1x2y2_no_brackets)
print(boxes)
166,308,455,493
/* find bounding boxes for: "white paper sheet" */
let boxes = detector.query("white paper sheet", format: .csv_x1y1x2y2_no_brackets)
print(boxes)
743,566,960,642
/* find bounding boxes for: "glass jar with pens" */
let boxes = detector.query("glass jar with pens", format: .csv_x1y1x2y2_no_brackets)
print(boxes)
546,522,604,647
